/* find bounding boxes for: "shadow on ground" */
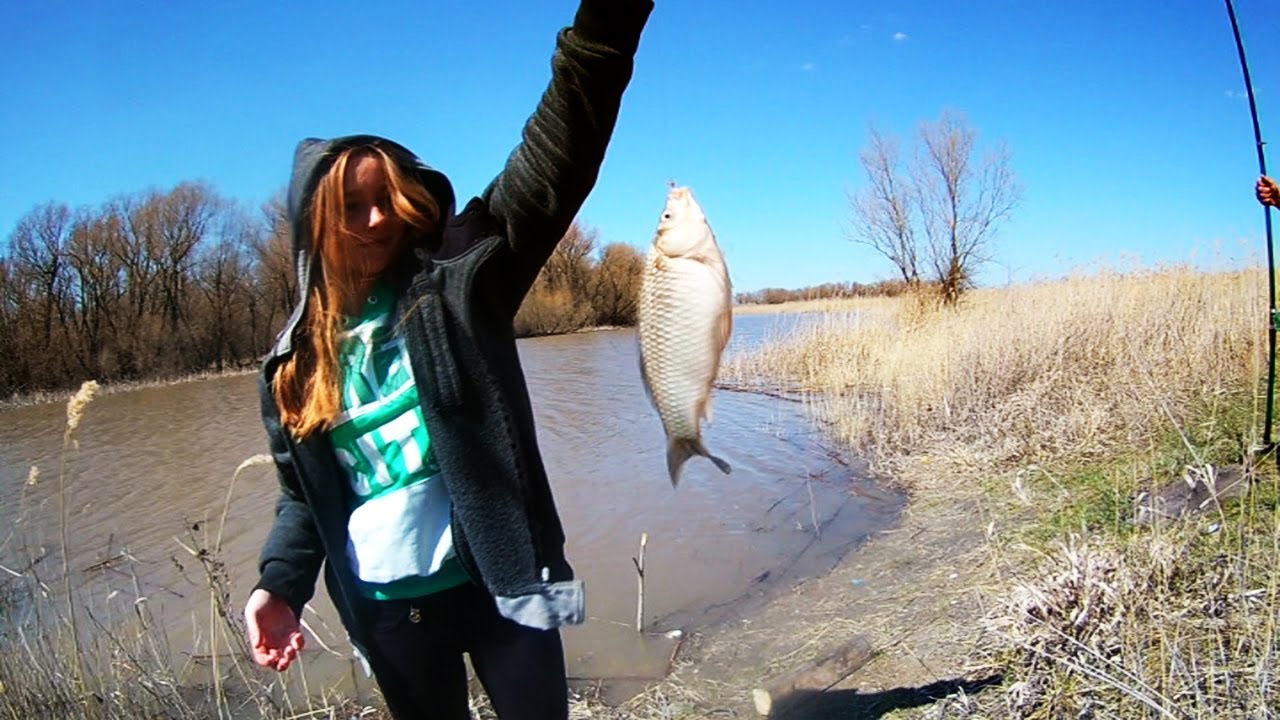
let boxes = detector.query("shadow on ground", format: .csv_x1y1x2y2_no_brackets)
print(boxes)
769,675,1003,719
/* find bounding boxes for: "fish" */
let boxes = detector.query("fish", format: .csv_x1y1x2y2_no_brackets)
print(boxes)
637,185,734,487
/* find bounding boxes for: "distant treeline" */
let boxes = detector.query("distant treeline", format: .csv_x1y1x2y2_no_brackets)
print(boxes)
0,182,650,398
734,279,911,306
1,184,292,398
1,180,897,398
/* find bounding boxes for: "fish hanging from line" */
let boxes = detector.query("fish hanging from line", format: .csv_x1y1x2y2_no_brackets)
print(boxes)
637,184,733,487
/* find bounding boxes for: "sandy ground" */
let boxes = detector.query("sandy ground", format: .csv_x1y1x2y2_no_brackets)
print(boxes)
603,472,1002,719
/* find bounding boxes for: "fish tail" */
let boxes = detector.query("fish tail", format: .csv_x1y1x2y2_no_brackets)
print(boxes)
666,438,733,488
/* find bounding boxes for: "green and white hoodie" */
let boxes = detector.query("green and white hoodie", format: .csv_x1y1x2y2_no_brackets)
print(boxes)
330,283,468,600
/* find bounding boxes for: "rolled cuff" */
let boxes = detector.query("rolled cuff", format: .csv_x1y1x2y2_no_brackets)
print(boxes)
494,580,585,630
253,560,314,618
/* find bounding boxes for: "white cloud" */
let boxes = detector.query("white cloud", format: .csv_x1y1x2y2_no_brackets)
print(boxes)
802,62,816,71
1224,89,1249,100
893,31,909,42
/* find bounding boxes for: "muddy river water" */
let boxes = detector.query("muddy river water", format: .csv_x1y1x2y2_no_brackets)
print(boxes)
0,314,903,698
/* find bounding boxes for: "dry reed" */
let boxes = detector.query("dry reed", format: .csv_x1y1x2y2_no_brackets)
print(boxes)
0,392,644,719
724,264,1277,717
0,385,386,719
724,266,1266,473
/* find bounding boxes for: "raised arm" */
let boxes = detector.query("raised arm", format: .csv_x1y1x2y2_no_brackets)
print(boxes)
481,0,653,310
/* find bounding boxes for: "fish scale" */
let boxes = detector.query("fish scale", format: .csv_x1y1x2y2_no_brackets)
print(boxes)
637,186,733,487
641,257,721,435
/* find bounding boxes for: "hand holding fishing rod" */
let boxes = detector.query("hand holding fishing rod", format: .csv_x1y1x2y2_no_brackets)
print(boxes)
1257,176,1280,208
1225,0,1276,456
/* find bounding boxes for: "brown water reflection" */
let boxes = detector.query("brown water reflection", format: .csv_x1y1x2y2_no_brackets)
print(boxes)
0,314,902,695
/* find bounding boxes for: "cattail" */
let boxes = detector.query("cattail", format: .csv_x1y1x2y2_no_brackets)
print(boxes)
65,379,99,436
235,454,274,475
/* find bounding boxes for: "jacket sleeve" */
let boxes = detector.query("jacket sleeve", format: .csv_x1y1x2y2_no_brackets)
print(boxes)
480,0,653,315
252,374,325,618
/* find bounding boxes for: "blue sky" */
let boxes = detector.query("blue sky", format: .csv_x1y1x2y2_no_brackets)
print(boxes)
3,1,1279,292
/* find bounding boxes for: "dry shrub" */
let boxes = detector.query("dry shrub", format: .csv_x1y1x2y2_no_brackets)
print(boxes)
985,505,1279,719
515,284,594,337
724,266,1266,472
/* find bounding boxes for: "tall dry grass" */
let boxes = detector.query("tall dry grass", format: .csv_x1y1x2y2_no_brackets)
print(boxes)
724,265,1277,718
0,385,645,720
723,266,1266,472
0,383,387,719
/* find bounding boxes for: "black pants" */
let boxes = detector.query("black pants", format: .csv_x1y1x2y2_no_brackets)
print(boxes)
366,581,568,720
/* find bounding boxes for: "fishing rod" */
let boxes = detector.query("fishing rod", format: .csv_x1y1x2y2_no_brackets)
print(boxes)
1225,0,1276,458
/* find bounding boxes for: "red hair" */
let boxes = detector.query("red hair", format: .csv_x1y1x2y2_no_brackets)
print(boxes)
274,146,439,439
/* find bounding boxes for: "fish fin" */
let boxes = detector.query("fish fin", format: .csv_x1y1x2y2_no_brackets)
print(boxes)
666,438,733,488
707,450,732,475
637,341,655,404
717,301,733,353
666,439,695,488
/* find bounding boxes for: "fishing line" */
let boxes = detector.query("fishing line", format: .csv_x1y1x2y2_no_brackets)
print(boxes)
1224,0,1276,460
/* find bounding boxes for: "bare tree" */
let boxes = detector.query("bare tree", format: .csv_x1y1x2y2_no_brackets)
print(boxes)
848,110,1021,304
155,182,221,337
544,221,598,296
10,203,73,348
195,229,252,371
112,193,161,326
915,110,1021,304
66,208,129,378
847,128,919,285
251,192,296,340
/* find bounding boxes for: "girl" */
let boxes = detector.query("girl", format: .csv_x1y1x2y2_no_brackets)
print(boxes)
244,3,653,717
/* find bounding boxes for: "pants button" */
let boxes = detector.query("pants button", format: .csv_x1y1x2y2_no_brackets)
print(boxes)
409,606,421,624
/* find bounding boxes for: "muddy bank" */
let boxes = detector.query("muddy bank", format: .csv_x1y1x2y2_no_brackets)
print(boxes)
582,460,994,716
1,319,909,712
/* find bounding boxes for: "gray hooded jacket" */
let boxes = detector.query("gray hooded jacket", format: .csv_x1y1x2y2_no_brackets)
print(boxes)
253,0,653,660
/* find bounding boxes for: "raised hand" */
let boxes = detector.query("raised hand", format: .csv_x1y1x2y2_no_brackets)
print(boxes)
1257,175,1279,208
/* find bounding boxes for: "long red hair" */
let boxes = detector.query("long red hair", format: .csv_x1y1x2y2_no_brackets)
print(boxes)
274,146,440,439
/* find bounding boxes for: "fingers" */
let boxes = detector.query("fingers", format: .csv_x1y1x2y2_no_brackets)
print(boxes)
249,632,305,671
267,635,302,671
278,631,305,670
1257,176,1279,207
251,644,279,668
252,641,300,671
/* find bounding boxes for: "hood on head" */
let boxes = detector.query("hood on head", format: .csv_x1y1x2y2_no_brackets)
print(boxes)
269,135,457,362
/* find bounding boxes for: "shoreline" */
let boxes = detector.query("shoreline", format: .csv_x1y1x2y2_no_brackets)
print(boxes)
591,455,990,715
732,297,871,315
0,366,258,411
0,302,853,410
